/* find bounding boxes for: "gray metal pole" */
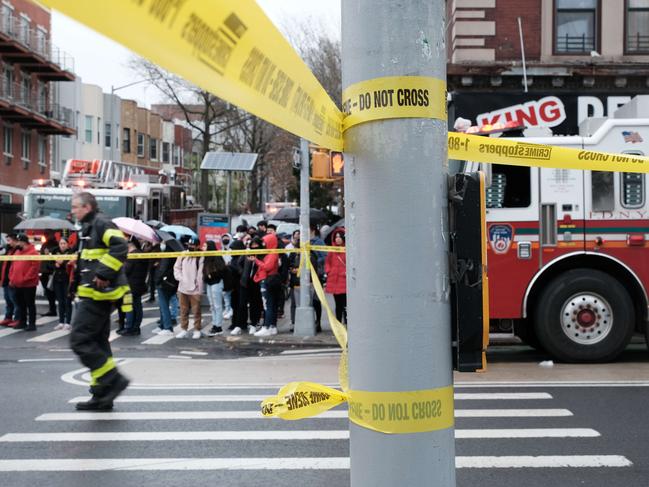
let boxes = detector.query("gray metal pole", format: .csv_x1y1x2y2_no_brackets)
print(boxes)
225,171,232,216
294,137,315,336
342,1,455,486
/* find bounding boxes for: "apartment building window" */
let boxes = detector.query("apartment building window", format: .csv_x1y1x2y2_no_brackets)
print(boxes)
97,117,101,145
18,14,29,45
137,133,145,157
85,115,93,143
3,125,12,165
150,137,158,160
21,131,30,168
555,0,598,53
123,128,130,153
105,123,111,148
3,64,13,98
21,73,31,105
1,5,14,35
162,142,170,163
35,27,47,56
115,123,120,150
627,0,649,53
38,135,46,174
37,81,46,112
173,146,180,166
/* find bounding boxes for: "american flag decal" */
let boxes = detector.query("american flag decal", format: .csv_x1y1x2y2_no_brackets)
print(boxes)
622,131,643,143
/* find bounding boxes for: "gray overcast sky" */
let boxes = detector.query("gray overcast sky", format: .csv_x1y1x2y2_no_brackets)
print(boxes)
51,1,341,108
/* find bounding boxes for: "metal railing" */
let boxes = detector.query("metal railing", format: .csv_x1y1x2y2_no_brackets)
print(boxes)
627,33,649,53
0,9,75,73
555,34,595,53
0,78,75,128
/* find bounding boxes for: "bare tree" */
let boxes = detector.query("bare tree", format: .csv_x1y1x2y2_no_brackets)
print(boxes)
128,57,248,210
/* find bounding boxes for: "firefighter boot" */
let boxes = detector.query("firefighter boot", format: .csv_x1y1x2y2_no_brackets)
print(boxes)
75,395,114,411
96,370,130,405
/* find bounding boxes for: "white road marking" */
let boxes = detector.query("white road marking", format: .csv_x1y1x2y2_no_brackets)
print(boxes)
0,328,22,338
0,455,631,471
35,317,57,326
180,351,208,356
0,457,351,471
36,408,571,421
455,393,552,400
18,358,74,363
167,355,192,360
455,409,572,417
280,348,341,355
455,381,649,388
455,428,599,439
27,329,70,343
109,318,160,342
455,455,632,468
1,428,599,442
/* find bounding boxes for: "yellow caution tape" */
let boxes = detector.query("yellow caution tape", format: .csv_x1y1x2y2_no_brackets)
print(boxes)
342,76,447,131
40,0,343,150
261,382,348,420
448,132,649,174
347,386,454,434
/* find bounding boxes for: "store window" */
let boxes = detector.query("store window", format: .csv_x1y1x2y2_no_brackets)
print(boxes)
555,0,598,53
626,0,649,53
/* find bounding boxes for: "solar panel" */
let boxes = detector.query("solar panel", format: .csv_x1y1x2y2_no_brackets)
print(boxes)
200,152,258,171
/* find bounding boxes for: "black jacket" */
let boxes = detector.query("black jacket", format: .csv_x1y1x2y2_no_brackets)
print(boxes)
154,252,178,294
124,252,149,296
74,211,129,301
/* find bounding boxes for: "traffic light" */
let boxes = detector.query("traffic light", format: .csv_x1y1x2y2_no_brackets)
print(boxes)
331,151,344,178
448,172,489,372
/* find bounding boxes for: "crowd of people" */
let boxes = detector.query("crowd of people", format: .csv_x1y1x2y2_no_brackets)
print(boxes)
0,220,348,338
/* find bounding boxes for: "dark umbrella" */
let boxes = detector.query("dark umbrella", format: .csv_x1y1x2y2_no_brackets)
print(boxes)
146,220,166,230
273,207,327,223
155,230,184,252
15,216,75,231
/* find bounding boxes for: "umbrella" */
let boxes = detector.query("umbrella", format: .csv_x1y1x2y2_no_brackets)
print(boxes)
145,220,166,229
155,230,184,252
14,216,75,231
160,225,198,240
272,207,327,223
113,217,160,243
322,218,345,244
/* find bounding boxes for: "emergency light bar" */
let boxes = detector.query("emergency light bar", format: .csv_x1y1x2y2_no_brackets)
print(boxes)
465,120,525,135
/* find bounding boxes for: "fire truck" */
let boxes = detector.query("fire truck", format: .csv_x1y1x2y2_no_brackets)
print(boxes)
23,159,201,229
462,96,649,363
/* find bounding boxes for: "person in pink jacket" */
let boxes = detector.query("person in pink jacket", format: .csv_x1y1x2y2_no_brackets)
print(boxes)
173,238,204,339
325,228,347,324
9,234,40,331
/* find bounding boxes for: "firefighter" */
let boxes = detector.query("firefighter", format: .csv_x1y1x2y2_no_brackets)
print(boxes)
69,192,131,411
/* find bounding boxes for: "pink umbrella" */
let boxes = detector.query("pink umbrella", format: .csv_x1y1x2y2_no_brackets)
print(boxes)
113,217,160,243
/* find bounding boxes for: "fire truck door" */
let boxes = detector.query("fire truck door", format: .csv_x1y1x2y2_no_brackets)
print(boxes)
539,168,586,265
149,191,162,221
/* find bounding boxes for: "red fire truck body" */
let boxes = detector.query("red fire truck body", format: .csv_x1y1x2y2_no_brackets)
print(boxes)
469,97,649,362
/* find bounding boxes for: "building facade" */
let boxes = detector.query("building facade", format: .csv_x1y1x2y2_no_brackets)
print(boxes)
0,0,74,203
447,0,649,133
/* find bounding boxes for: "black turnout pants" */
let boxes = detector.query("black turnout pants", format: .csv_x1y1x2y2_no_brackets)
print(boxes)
70,298,113,373
39,274,56,313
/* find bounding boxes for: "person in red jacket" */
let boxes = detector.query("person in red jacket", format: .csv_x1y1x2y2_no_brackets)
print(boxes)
325,228,347,324
251,233,281,337
9,234,40,331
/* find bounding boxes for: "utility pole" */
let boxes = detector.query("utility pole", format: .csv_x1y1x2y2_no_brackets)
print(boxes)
294,138,316,336
342,1,455,486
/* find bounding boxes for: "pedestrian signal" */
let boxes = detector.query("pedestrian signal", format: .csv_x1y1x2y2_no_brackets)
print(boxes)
311,150,335,182
331,151,344,178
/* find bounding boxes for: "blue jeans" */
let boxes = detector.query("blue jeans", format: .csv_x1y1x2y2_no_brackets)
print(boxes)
157,287,175,330
170,293,178,320
206,281,224,328
3,285,19,321
53,280,72,324
223,290,232,312
125,293,143,330
261,280,279,328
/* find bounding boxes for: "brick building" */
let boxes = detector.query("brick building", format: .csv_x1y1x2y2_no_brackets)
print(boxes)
0,0,74,204
447,0,649,133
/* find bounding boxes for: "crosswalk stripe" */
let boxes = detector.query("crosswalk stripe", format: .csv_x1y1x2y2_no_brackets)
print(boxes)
141,324,194,345
0,428,600,443
0,328,22,338
67,393,552,403
35,317,57,326
27,329,70,343
0,455,631,471
455,455,633,468
455,393,552,400
109,317,160,342
36,408,572,421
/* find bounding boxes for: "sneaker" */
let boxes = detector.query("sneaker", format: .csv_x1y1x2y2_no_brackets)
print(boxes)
151,327,162,335
175,330,188,339
254,327,272,337
230,326,242,336
63,324,72,331
192,330,202,339
222,308,233,320
247,325,257,335
269,326,278,336
54,323,65,331
158,329,174,336
206,326,223,337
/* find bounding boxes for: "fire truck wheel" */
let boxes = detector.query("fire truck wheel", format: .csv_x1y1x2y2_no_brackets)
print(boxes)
533,269,635,363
